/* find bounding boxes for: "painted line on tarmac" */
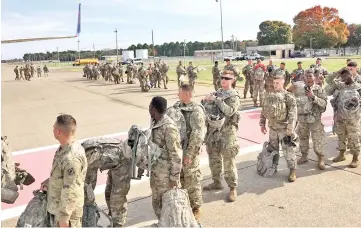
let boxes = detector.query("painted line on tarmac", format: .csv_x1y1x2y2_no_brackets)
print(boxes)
2,125,332,221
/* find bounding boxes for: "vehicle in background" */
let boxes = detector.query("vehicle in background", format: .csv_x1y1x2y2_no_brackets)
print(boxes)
244,53,265,61
223,56,236,61
72,58,99,66
121,58,143,65
290,51,306,58
312,51,330,57
235,54,247,61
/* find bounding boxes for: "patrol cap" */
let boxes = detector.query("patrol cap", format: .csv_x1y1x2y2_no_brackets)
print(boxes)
347,61,358,67
297,61,302,64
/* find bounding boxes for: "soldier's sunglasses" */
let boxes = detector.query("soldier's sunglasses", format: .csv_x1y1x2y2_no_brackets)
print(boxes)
221,76,233,80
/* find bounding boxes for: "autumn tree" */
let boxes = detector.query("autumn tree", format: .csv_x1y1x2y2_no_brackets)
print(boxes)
257,21,292,45
345,24,361,54
292,5,349,49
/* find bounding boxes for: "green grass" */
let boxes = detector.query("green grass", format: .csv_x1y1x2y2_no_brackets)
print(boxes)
51,58,360,87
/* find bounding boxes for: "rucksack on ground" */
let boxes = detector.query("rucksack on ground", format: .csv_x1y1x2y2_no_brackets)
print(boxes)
256,141,279,177
16,190,48,227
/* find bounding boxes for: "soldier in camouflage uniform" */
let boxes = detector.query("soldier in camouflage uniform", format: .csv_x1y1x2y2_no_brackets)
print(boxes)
126,63,134,84
242,60,254,98
19,66,25,80
314,58,328,87
30,63,35,77
148,96,182,220
291,61,305,83
111,65,120,84
252,59,266,106
37,66,42,77
325,68,360,168
223,59,241,88
24,64,31,81
138,63,150,92
265,60,277,92
174,84,206,221
294,71,328,170
278,62,291,89
41,114,87,227
202,70,241,202
14,66,19,80
212,61,221,91
118,63,124,83
176,61,187,87
187,62,198,90
43,65,49,77
260,71,298,182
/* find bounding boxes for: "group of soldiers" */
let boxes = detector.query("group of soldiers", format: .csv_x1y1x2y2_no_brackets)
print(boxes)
82,60,171,91
13,63,49,81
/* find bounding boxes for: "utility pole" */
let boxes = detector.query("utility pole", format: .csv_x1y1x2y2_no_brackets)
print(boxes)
152,29,155,64
77,39,80,60
93,43,95,58
235,37,238,55
231,34,235,56
114,28,118,63
183,39,186,63
216,0,224,60
310,38,315,57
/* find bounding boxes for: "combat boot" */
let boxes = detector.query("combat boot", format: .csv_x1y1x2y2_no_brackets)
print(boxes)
203,181,223,191
288,168,296,182
297,154,308,165
243,94,247,99
253,101,258,107
192,208,201,221
228,187,237,202
317,155,326,170
333,150,346,162
348,154,359,168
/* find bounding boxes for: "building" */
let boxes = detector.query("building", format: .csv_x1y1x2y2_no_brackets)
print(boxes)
246,44,295,58
194,49,234,57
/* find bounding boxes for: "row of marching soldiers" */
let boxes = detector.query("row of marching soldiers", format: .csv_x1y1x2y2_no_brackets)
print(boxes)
82,60,170,91
256,58,361,183
14,64,49,81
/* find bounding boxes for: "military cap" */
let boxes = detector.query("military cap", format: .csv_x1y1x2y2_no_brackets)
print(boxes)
347,61,358,67
274,69,285,79
316,58,322,61
297,61,302,64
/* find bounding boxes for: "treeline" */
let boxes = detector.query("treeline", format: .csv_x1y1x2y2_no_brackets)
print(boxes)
18,40,258,62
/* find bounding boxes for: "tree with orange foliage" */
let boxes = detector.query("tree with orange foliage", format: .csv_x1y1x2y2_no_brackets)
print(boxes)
292,5,349,49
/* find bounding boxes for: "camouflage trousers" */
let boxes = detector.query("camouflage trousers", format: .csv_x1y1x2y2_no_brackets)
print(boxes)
213,77,221,91
268,126,297,169
37,72,41,77
253,80,264,104
334,119,361,155
105,162,132,227
180,155,202,210
244,79,254,97
48,211,82,227
19,73,24,80
113,75,120,84
85,166,99,190
189,77,196,90
158,74,168,89
126,73,133,83
150,170,171,220
177,73,182,87
297,120,325,156
206,143,240,188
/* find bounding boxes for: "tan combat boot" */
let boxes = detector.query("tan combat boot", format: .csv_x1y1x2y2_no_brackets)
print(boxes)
192,208,201,221
203,181,224,191
253,101,258,107
318,155,326,170
333,150,346,162
288,168,296,182
297,154,308,165
348,154,359,168
228,187,237,202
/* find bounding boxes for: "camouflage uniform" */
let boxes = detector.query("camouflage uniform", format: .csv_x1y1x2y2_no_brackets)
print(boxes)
177,102,206,218
260,76,298,181
37,66,42,77
43,65,49,77
314,64,328,87
24,65,31,81
160,62,169,89
111,66,120,84
294,82,327,168
242,64,254,98
291,68,305,83
118,65,124,82
150,115,182,219
176,62,187,87
126,64,134,84
30,64,35,77
45,141,87,227
187,64,198,90
104,156,132,227
19,67,25,80
325,78,361,167
14,67,19,80
1,137,16,187
203,89,241,201
138,65,150,92
252,66,266,106
212,64,221,91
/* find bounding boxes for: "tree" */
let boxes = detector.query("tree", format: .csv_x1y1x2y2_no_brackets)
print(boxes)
257,20,292,45
292,5,349,49
345,24,361,54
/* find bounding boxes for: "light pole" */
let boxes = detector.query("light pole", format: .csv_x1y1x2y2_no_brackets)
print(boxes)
310,38,315,57
216,0,224,60
114,28,118,63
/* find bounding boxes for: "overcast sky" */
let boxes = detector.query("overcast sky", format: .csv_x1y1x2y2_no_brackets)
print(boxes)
1,0,361,59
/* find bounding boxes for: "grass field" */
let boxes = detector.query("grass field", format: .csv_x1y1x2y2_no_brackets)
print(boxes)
45,57,361,87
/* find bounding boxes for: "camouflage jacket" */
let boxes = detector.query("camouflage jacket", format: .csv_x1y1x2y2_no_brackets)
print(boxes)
212,65,221,79
150,115,182,182
176,65,186,74
242,64,253,80
291,68,305,83
178,102,206,158
206,88,241,148
46,141,87,223
260,90,297,131
1,137,16,187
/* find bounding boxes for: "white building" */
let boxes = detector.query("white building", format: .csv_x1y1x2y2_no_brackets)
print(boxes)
194,49,234,57
246,44,295,58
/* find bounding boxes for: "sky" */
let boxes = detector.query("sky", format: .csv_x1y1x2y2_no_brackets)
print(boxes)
1,0,361,59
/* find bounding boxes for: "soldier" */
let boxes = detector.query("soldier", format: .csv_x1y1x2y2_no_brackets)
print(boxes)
112,65,120,84
186,62,197,90
160,61,170,89
118,64,124,83
30,63,35,77
223,58,241,88
294,71,328,169
126,63,134,84
202,70,241,202
43,65,49,77
40,114,87,227
24,64,31,81
153,64,162,88
278,62,291,89
148,96,182,221
325,68,360,168
212,61,222,91
242,60,254,98
175,84,206,221
37,66,42,77
291,61,305,83
19,66,25,80
260,71,298,182
314,58,328,87
14,66,19,80
138,63,150,92
176,61,187,87
252,59,266,106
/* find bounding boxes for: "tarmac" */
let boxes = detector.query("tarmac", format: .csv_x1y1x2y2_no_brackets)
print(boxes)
1,64,361,227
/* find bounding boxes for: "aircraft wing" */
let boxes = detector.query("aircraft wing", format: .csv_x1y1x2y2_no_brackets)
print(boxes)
1,3,81,44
